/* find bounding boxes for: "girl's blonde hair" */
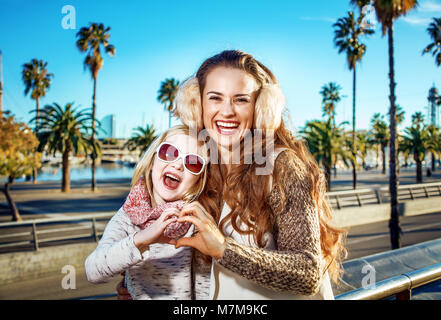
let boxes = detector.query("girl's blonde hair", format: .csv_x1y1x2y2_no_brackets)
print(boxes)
131,125,208,204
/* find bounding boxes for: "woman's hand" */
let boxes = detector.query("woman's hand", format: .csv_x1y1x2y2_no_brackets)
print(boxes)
133,208,180,253
173,202,226,260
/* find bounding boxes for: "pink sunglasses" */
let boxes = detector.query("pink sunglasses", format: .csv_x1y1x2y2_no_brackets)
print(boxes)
156,142,206,175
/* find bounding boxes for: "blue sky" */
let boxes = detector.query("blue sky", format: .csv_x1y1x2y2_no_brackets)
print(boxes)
1,0,440,138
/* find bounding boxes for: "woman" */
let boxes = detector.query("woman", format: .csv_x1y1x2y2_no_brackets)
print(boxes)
118,50,347,299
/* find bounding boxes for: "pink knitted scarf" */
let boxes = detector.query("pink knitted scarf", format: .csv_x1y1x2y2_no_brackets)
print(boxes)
122,177,191,239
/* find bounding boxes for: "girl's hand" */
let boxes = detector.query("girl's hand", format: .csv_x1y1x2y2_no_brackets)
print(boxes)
116,272,132,300
173,202,226,260
133,208,180,253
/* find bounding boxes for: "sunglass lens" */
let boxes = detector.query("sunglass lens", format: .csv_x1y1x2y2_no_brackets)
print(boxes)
184,155,204,174
158,143,178,161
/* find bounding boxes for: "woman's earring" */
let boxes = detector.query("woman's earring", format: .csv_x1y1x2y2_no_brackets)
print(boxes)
173,77,203,131
254,83,286,130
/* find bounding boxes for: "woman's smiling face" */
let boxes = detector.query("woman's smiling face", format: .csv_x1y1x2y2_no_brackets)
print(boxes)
202,67,258,150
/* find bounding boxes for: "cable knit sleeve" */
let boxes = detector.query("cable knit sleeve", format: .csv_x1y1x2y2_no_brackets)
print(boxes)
85,207,145,284
217,150,324,295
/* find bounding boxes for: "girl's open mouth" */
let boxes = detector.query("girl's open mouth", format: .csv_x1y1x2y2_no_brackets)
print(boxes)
163,172,181,190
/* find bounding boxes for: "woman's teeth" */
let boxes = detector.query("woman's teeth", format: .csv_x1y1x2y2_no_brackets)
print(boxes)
216,121,239,134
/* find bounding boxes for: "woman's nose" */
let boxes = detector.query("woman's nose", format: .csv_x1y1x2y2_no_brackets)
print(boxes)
219,99,235,117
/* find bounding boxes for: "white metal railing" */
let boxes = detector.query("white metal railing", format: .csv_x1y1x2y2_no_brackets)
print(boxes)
336,262,441,300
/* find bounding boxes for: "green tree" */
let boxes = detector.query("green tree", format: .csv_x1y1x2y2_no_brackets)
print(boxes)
33,103,95,192
399,117,430,183
124,124,157,157
300,119,352,190
411,111,425,128
21,59,53,183
356,131,374,169
76,23,115,192
370,113,389,174
427,124,441,172
0,111,41,221
388,104,405,172
320,82,342,127
422,17,441,66
157,78,179,128
352,0,419,250
334,10,374,190
388,104,406,126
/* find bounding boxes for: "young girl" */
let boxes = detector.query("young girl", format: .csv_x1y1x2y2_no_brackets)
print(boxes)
85,125,212,300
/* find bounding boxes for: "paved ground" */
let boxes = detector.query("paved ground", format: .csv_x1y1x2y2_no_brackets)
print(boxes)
346,210,441,260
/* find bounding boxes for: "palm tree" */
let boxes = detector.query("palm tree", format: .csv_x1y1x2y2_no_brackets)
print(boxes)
423,17,441,66
356,131,374,169
320,82,342,127
388,104,405,172
334,11,374,190
124,124,157,157
370,113,389,174
22,59,54,183
352,0,419,250
427,124,441,172
399,119,430,183
411,111,425,128
300,119,352,190
389,104,405,126
32,103,94,192
76,23,115,192
157,78,179,128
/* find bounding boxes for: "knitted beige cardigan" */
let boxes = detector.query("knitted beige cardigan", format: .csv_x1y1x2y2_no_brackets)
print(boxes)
217,150,325,296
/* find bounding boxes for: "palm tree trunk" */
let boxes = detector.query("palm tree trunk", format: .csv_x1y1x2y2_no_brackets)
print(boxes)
352,66,357,190
3,177,22,221
381,144,386,174
375,145,379,168
62,149,71,192
431,152,436,172
91,77,97,192
32,97,40,184
387,24,401,250
416,158,423,183
323,158,331,191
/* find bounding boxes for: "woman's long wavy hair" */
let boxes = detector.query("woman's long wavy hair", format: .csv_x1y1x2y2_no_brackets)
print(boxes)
175,50,347,284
